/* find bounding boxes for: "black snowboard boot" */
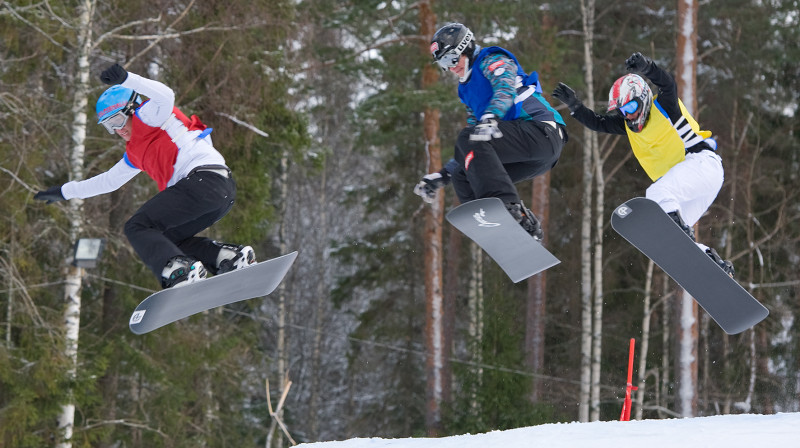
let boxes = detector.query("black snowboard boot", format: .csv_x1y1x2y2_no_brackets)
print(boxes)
705,247,735,278
161,255,207,288
505,201,543,241
667,210,695,241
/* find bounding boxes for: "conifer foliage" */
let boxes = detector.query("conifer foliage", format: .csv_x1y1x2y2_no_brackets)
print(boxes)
1,0,798,446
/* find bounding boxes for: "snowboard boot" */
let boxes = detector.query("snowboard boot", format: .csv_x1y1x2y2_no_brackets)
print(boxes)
667,210,695,241
705,247,735,278
161,255,207,288
216,244,256,274
505,201,543,241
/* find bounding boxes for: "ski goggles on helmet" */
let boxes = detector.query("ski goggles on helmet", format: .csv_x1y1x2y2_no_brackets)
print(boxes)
618,99,640,116
435,50,461,70
99,110,130,134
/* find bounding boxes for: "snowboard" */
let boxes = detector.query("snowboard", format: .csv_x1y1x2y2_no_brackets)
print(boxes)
446,197,560,283
129,251,298,335
611,197,768,335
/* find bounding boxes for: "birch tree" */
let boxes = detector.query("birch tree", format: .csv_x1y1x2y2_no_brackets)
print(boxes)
577,0,601,423
635,260,656,420
56,2,94,446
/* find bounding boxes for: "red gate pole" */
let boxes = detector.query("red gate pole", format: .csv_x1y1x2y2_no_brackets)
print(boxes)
620,338,638,421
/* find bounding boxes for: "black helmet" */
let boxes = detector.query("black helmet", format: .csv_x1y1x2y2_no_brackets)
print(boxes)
430,23,475,70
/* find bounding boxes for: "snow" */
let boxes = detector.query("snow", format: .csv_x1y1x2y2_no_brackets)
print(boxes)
297,413,800,448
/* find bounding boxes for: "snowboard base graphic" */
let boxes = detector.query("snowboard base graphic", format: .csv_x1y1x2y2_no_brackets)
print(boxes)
446,198,560,283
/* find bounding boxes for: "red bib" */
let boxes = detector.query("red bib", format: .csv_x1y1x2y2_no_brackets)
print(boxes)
125,106,207,191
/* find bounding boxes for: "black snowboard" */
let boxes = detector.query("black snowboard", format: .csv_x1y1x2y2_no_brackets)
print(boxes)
446,197,560,283
129,251,298,335
611,198,768,334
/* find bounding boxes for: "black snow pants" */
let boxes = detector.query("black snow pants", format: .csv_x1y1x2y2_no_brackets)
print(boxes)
451,119,566,205
124,166,236,280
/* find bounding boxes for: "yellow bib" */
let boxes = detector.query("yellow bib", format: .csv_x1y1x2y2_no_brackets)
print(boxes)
626,98,711,181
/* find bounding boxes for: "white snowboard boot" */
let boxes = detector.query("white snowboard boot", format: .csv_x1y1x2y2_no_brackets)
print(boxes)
216,244,256,274
161,256,207,288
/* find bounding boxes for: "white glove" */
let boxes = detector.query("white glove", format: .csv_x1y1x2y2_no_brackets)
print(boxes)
413,172,448,204
469,114,503,142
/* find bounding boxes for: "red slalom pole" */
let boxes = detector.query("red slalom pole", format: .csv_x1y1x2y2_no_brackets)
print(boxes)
620,338,638,421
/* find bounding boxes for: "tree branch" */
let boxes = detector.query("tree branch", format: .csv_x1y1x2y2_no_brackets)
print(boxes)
81,419,169,438
126,0,197,67
215,113,270,138
265,376,296,446
1,1,68,50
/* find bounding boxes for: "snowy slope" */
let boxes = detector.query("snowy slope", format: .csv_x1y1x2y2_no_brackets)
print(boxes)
297,413,800,448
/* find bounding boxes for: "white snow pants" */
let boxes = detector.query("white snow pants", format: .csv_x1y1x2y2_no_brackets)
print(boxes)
645,150,723,227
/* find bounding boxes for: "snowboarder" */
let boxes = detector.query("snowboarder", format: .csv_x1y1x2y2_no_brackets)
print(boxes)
413,23,568,240
34,63,255,288
552,52,734,276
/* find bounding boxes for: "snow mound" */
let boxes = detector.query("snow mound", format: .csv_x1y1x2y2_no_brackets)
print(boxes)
298,413,800,448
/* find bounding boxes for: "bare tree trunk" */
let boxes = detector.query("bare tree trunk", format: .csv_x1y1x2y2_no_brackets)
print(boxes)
676,288,698,417
659,277,671,418
468,242,484,411
5,227,13,347
578,0,597,423
635,260,655,420
675,0,699,418
268,144,291,448
57,2,94,446
756,326,771,413
418,0,445,436
309,161,328,441
525,1,557,405
442,221,460,409
701,312,710,415
526,175,549,402
590,126,604,421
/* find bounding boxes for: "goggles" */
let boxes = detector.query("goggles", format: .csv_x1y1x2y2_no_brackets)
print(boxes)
435,50,461,70
619,99,640,115
99,110,130,134
99,89,138,134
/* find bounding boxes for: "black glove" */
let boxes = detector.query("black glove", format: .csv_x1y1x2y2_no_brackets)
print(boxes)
552,82,583,112
413,171,450,204
625,52,652,74
100,63,128,85
470,114,503,142
34,185,65,204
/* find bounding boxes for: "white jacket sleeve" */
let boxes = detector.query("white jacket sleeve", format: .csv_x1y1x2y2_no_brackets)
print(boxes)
61,158,140,200
121,72,175,128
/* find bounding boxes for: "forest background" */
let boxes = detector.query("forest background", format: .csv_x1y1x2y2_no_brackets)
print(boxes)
1,1,798,447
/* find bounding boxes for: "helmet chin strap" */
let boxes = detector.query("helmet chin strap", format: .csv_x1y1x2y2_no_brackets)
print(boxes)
459,65,472,83
626,110,649,133
459,44,480,82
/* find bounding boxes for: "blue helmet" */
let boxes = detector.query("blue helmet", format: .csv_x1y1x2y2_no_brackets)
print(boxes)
96,85,138,123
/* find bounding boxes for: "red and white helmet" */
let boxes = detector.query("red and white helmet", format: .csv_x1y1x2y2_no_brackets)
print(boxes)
608,74,653,133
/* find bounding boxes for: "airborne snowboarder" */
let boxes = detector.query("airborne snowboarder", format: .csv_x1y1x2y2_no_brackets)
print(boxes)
34,64,256,288
552,52,734,276
413,22,568,240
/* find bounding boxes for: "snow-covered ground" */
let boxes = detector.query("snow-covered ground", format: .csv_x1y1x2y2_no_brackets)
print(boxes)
298,413,800,448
